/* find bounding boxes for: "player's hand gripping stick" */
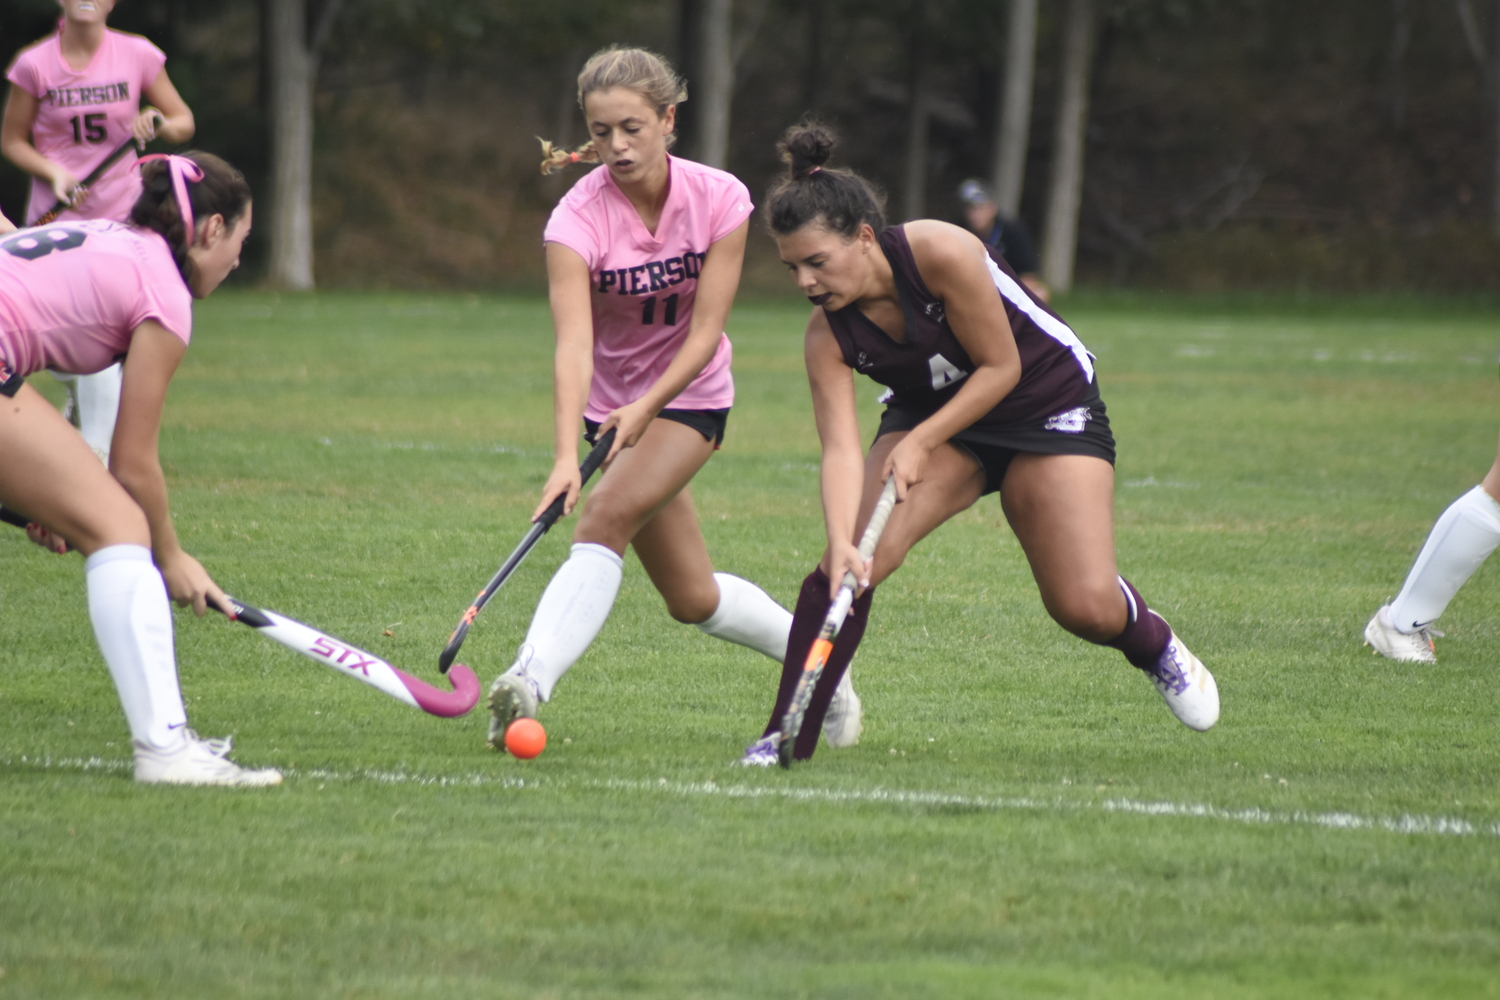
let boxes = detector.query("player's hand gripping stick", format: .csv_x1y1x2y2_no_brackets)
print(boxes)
777,475,900,768
1,510,477,714
33,114,162,227
437,427,617,673
218,597,481,717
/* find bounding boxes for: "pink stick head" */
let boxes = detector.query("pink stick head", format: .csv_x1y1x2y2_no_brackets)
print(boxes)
393,663,481,717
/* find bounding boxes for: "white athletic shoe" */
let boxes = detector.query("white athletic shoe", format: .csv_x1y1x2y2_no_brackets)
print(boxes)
486,671,541,751
1142,631,1219,732
133,731,282,787
1364,604,1440,663
822,670,863,748
739,734,779,767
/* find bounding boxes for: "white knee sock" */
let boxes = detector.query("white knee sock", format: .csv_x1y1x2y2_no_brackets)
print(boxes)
74,363,123,464
695,572,794,663
85,544,188,751
1388,486,1500,632
508,542,623,701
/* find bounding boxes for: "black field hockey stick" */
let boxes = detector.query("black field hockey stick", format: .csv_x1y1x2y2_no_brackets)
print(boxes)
1,510,479,715
777,475,900,768
437,426,617,673
32,113,161,227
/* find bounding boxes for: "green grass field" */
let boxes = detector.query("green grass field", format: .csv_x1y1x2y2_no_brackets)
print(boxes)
3,291,1500,998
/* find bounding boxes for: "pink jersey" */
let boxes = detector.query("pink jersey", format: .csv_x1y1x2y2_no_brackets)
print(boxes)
6,28,166,225
543,156,753,421
0,220,191,377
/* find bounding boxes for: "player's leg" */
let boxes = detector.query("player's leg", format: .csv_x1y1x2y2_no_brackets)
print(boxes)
748,433,986,763
0,381,278,785
630,482,865,746
51,364,123,465
1367,425,1500,662
486,419,716,744
998,452,1218,730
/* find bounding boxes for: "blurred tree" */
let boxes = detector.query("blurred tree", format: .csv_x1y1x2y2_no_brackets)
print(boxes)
902,0,932,220
1041,0,1094,292
992,0,1037,217
697,0,731,167
267,0,341,290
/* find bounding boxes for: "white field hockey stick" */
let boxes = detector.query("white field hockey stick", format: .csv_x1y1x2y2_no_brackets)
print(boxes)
1,510,480,716
1,512,480,716
777,475,899,768
219,597,481,717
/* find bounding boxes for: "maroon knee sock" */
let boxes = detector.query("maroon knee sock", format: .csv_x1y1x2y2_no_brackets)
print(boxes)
761,566,876,761
1102,576,1173,669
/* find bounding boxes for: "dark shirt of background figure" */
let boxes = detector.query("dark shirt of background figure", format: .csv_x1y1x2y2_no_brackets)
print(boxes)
957,178,1051,304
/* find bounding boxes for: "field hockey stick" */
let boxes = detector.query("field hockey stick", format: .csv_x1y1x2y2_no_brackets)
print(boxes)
0,511,479,715
217,597,481,717
777,475,900,768
32,113,161,227
437,426,617,673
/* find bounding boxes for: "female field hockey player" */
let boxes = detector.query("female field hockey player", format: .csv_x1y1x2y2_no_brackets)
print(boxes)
1362,426,1500,662
484,47,862,749
0,151,279,786
2,0,195,467
741,124,1219,765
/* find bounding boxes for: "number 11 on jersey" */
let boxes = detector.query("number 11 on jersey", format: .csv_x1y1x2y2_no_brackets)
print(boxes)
640,293,679,325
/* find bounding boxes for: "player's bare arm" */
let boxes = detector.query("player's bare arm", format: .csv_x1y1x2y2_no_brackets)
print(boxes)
805,307,870,594
885,221,1022,498
540,241,596,519
0,86,79,204
114,320,225,617
139,67,194,144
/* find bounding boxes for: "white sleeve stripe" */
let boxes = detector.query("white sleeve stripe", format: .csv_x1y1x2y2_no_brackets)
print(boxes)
984,256,1095,383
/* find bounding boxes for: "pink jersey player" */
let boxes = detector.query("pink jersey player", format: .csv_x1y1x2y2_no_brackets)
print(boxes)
483,46,864,752
6,26,172,224
2,1,195,469
543,153,746,422
0,219,190,378
0,152,276,787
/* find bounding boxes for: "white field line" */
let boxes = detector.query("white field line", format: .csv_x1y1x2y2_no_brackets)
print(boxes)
7,753,1498,839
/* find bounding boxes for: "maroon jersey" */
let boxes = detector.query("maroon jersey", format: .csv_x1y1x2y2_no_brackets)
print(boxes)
824,225,1094,429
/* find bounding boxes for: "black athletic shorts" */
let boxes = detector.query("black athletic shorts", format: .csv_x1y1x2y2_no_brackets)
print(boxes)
584,407,730,448
0,359,22,397
875,382,1115,496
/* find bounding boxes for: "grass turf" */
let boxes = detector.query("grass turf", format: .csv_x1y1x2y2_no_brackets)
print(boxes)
2,290,1499,998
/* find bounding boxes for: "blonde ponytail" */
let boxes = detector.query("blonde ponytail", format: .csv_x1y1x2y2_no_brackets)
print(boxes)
538,138,602,176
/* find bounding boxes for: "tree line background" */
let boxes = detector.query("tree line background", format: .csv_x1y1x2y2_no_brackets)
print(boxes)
0,0,1496,294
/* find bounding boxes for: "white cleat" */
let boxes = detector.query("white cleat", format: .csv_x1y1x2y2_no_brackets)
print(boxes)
133,731,282,787
486,670,540,751
739,734,779,767
1142,631,1219,731
822,669,863,748
1363,604,1439,663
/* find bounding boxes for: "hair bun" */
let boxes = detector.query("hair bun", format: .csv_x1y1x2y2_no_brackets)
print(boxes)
778,123,836,180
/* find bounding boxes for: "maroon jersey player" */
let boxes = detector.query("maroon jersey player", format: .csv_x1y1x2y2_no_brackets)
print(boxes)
741,124,1220,765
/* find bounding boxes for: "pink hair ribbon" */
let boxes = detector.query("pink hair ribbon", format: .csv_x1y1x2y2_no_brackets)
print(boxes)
137,154,205,238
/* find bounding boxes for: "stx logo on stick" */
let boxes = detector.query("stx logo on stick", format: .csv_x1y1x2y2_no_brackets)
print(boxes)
308,636,377,676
